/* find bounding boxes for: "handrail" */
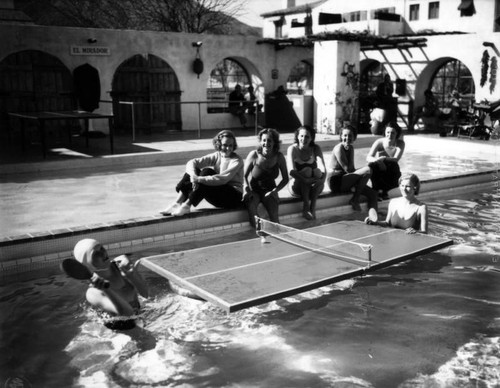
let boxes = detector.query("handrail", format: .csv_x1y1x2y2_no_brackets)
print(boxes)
113,99,259,141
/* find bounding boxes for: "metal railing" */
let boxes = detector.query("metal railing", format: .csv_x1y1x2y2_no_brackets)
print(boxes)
104,99,260,141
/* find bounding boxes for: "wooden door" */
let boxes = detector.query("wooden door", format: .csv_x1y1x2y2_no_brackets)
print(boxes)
111,54,182,134
0,50,74,137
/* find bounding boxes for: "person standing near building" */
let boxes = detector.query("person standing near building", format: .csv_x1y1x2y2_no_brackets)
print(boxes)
229,84,247,128
371,74,397,134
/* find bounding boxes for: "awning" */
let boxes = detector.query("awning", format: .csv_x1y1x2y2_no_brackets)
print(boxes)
457,0,474,10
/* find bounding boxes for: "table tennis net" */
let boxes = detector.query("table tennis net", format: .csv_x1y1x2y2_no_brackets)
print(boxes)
256,217,372,266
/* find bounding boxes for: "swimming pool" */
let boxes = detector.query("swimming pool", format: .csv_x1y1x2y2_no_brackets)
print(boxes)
1,187,499,388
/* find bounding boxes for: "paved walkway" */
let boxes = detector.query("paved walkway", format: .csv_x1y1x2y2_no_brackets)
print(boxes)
0,131,498,239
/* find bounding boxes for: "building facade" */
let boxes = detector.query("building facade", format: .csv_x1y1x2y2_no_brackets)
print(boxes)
1,0,499,139
262,0,500,132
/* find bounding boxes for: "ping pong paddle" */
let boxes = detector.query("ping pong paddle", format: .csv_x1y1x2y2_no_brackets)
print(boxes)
61,259,109,288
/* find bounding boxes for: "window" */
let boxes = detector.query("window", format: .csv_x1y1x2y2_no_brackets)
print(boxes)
207,59,250,113
458,0,475,17
409,4,420,21
429,2,439,19
430,60,475,109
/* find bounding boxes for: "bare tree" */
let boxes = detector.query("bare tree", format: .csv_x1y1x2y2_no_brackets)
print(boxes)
23,0,133,29
22,0,248,34
134,0,246,33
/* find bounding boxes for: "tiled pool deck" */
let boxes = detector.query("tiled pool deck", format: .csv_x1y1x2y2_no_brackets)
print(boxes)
0,132,499,275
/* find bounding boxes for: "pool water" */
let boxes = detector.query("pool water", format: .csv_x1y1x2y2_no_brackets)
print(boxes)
1,188,499,388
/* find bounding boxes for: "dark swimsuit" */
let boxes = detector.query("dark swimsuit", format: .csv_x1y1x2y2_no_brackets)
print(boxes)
249,157,279,195
294,154,317,172
330,147,351,194
369,148,401,192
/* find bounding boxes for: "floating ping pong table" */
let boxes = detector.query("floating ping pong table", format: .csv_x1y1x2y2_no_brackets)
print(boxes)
8,110,114,158
142,220,453,313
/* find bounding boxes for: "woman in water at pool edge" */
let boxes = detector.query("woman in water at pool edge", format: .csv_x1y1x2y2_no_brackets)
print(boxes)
73,238,149,326
365,173,428,234
73,239,203,327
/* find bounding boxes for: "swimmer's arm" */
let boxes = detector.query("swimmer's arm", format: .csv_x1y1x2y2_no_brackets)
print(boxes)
86,285,135,316
418,204,428,234
113,256,149,298
366,200,393,227
168,280,205,301
127,261,149,298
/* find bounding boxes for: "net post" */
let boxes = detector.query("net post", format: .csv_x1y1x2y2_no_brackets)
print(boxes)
255,216,261,235
367,246,372,268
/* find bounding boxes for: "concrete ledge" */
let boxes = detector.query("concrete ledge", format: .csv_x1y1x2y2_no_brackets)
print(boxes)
0,135,381,175
0,170,496,277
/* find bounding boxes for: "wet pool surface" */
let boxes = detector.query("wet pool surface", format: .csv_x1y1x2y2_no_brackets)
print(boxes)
1,187,499,388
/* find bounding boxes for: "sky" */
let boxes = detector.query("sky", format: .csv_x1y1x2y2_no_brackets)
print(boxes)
236,0,311,27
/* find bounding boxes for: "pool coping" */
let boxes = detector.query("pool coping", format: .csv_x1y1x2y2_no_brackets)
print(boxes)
0,169,496,277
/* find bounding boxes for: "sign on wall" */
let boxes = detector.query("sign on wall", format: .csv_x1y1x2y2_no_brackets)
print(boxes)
70,46,110,56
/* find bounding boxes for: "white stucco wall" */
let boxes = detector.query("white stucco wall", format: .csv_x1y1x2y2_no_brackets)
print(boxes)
2,20,499,136
263,0,499,38
0,24,313,133
314,40,360,134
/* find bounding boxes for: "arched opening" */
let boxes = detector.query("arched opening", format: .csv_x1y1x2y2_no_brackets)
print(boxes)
286,60,313,95
206,58,251,113
429,59,475,109
111,54,182,134
0,50,74,139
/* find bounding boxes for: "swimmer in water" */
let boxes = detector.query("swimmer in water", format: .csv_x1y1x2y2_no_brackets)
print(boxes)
73,239,149,317
365,173,428,234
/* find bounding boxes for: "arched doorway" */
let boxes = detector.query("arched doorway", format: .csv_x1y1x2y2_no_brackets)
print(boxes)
206,58,251,113
111,54,182,134
0,50,74,137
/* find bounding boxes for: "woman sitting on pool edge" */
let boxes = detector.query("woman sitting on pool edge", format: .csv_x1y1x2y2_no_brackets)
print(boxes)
160,129,244,216
365,173,428,234
366,122,405,200
73,238,149,329
328,124,378,214
287,125,327,220
243,127,289,228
